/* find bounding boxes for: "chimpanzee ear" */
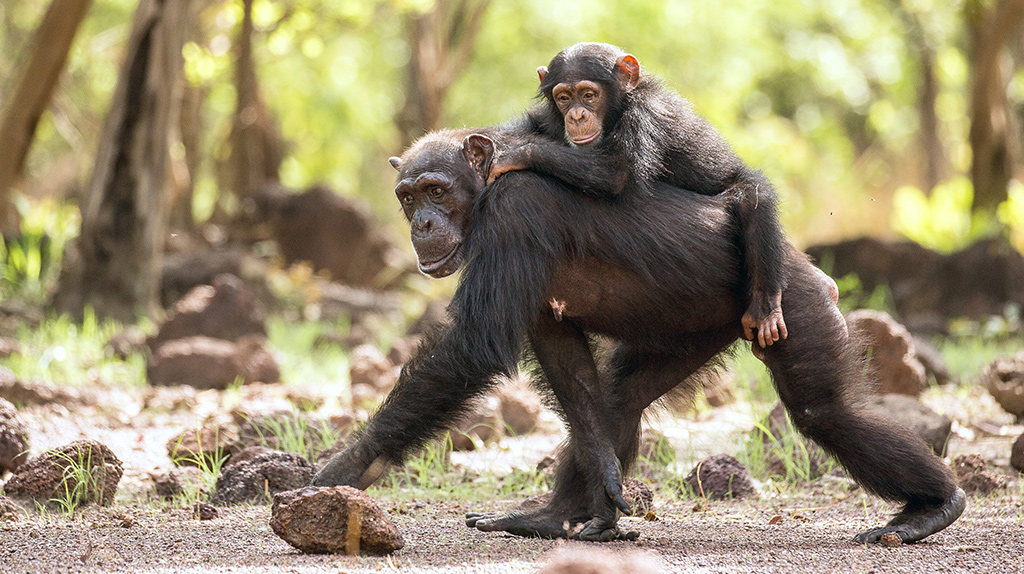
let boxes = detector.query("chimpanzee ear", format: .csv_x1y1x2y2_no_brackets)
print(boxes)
462,134,495,181
389,156,402,170
537,66,548,82
615,54,641,90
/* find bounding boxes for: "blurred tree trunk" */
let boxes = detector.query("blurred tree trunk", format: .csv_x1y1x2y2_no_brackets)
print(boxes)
896,4,947,192
0,0,92,237
396,0,491,147
168,3,207,231
965,0,1024,212
53,0,191,321
220,0,282,208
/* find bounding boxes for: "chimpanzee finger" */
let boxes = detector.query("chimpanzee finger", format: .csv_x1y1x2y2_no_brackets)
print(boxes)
778,318,788,340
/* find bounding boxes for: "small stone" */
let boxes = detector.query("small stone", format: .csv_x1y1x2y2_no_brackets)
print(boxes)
192,502,218,520
450,396,502,451
270,486,404,555
880,532,903,547
0,396,30,473
865,394,952,456
953,454,1007,495
622,477,654,516
0,495,23,521
213,451,315,505
150,466,202,499
1011,433,1024,473
349,345,398,393
683,454,755,500
4,440,123,507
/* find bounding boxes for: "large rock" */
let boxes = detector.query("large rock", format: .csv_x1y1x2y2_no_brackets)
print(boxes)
496,375,543,435
980,351,1024,419
246,184,408,288
623,477,654,516
450,395,503,451
0,396,29,473
150,466,203,499
847,309,927,396
683,454,755,500
167,425,240,467
147,335,280,389
212,450,315,505
5,440,123,506
148,274,265,351
349,345,399,395
0,366,88,407
864,394,952,455
270,486,404,555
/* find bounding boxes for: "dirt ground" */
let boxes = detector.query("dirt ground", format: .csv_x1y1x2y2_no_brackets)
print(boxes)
2,383,1023,574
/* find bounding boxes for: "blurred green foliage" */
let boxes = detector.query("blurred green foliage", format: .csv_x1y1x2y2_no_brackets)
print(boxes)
0,0,999,241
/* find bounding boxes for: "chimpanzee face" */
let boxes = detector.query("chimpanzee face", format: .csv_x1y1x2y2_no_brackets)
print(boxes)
390,134,494,278
551,80,607,146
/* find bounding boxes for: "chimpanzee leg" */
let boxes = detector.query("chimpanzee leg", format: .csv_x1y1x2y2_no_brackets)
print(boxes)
761,261,964,544
468,324,737,541
468,313,630,541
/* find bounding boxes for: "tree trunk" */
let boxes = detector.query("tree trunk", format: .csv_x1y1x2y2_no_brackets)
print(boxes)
396,0,491,146
0,0,92,237
221,0,282,205
966,0,1024,212
52,0,191,321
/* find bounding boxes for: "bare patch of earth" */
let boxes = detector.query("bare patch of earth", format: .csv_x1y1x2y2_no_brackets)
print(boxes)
2,382,1023,573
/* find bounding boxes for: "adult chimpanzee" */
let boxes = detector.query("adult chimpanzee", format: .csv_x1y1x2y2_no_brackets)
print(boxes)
313,129,965,544
489,42,789,349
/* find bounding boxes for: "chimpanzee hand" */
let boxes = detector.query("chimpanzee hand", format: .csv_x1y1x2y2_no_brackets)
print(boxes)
486,146,532,184
741,290,787,349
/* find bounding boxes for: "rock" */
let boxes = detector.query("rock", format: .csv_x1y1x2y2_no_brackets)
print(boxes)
911,336,950,385
0,495,23,521
496,375,542,435
0,336,22,358
756,403,830,479
236,413,338,459
149,274,266,351
348,345,398,393
106,326,148,359
0,367,87,407
879,531,903,547
5,440,123,506
213,450,315,505
953,454,1007,495
536,547,666,574
0,396,29,473
223,445,276,469
386,336,420,367
147,335,280,389
270,486,404,555
623,477,654,516
408,299,449,336
150,466,202,499
683,454,755,500
980,351,1024,419
1011,433,1024,473
160,247,251,308
702,369,735,408
864,394,952,455
847,309,927,396
192,502,218,520
450,395,503,451
167,426,239,467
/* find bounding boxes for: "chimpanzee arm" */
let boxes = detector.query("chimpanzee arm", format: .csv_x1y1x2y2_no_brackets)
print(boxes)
496,139,631,197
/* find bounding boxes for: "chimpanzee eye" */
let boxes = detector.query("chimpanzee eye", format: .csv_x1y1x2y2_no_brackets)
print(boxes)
400,193,414,205
429,186,445,198
583,91,596,102
556,94,571,105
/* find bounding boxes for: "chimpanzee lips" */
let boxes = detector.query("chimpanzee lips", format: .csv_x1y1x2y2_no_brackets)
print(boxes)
570,132,599,146
417,243,461,277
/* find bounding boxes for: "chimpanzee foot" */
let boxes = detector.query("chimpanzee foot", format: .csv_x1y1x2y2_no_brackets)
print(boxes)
854,488,966,544
466,509,636,541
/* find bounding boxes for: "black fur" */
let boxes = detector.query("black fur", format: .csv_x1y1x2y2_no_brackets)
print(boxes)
313,130,963,544
505,42,788,328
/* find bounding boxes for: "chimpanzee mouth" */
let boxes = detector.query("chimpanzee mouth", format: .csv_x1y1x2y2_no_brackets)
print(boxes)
417,243,462,277
569,133,600,146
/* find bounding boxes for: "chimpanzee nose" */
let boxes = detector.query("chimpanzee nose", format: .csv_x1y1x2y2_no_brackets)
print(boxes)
413,211,438,234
